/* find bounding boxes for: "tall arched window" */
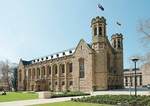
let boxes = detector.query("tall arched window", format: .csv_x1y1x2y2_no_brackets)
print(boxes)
37,68,40,78
99,27,102,35
94,27,97,35
118,40,121,48
69,63,72,73
28,69,31,79
53,64,57,74
32,68,35,79
42,66,45,76
19,70,22,82
79,58,85,78
114,40,116,48
47,66,51,75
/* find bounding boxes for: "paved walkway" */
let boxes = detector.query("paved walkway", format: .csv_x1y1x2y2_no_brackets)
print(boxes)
0,89,150,106
0,96,83,106
92,90,150,96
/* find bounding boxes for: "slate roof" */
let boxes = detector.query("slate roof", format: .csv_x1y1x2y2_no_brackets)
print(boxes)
21,42,92,65
22,60,32,65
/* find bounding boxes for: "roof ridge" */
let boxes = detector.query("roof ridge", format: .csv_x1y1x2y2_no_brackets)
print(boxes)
32,47,75,61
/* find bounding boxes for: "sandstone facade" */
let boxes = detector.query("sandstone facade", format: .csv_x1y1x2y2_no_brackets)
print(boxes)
18,16,124,92
142,63,150,86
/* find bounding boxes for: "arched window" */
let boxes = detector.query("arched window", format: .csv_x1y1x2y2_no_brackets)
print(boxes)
60,64,65,74
125,76,128,86
53,65,57,74
118,40,121,48
28,69,31,79
19,70,22,82
55,81,57,85
79,58,85,78
69,81,73,86
99,27,102,35
62,81,65,86
42,66,45,76
69,63,72,73
94,27,97,35
140,76,142,86
32,68,35,79
37,68,40,77
47,66,51,75
114,40,116,48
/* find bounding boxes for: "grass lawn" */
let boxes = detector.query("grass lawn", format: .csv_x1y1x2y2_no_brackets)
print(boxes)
32,101,112,106
0,92,38,102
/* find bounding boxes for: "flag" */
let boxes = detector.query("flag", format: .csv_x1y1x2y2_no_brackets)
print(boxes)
116,22,121,26
97,3,104,11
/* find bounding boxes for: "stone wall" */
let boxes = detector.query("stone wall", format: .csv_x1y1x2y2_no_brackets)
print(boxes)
142,63,150,86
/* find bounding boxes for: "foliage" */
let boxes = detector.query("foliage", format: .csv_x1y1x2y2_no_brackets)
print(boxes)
0,60,17,91
0,60,11,90
71,95,150,106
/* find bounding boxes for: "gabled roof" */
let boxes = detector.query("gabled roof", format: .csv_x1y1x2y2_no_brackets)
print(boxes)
73,39,93,54
20,48,75,65
20,39,93,66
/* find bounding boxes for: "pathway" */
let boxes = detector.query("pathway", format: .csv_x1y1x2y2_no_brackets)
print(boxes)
0,89,150,106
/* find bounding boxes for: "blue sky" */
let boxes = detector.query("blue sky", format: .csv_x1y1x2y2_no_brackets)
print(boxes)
0,0,149,68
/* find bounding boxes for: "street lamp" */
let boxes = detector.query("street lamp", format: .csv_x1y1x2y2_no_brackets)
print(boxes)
131,58,139,97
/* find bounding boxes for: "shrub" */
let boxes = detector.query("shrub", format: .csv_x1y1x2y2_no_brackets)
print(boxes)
71,95,150,106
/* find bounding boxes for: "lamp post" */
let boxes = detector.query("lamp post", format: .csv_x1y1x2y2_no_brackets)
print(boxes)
131,58,139,97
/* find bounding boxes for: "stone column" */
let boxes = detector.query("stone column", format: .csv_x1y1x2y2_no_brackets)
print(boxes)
51,65,53,91
96,23,99,36
43,66,46,79
37,68,39,79
46,65,48,78
31,68,33,80
65,62,68,91
35,68,37,80
28,69,31,90
40,67,42,79
57,64,60,91
26,69,29,90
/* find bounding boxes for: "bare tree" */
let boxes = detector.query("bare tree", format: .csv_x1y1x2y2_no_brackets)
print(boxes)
138,18,150,63
0,60,12,91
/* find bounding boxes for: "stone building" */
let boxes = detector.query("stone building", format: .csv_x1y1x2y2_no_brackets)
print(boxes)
123,63,150,88
141,63,150,86
123,69,142,87
18,16,124,92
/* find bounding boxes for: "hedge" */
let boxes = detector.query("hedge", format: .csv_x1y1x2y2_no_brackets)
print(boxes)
71,95,150,106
